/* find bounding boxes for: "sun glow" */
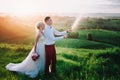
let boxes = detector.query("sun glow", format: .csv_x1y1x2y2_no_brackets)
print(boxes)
0,0,116,16
0,0,41,16
9,0,38,16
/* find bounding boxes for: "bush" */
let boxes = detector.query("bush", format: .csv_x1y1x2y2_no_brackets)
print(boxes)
87,33,92,40
68,32,79,38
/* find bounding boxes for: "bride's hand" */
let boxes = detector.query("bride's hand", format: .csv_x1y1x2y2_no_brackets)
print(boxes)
32,52,40,61
32,51,38,56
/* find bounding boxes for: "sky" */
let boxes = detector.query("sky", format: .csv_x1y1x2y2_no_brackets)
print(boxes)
0,0,120,15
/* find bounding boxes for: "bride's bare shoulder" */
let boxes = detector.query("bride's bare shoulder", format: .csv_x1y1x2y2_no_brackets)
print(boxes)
36,31,42,37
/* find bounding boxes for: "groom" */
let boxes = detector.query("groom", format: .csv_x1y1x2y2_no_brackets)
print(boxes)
44,16,70,75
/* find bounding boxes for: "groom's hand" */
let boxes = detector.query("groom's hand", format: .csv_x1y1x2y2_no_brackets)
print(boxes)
63,35,67,38
66,28,72,33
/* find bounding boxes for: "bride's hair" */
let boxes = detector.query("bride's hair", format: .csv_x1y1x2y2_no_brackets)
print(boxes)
36,21,44,29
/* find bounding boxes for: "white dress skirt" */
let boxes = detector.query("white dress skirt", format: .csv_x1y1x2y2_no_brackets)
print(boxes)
6,35,45,78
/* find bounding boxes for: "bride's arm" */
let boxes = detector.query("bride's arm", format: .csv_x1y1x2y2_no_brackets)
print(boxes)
34,33,41,53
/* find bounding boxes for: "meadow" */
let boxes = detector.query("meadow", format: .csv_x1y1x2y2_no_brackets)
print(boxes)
0,40,120,80
0,16,120,80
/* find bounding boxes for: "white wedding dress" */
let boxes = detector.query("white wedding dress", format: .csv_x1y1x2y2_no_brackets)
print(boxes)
6,32,45,78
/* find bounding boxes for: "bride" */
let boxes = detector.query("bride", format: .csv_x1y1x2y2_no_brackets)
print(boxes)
6,22,45,78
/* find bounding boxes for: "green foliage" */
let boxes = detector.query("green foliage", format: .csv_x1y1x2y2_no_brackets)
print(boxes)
68,32,79,38
0,43,120,80
56,38,114,49
78,29,120,46
0,16,120,80
79,18,120,31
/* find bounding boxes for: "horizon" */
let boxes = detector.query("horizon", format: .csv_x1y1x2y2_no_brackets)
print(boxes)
0,0,120,16
0,12,120,17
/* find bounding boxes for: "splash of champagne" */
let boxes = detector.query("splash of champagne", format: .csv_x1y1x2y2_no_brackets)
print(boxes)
71,16,81,31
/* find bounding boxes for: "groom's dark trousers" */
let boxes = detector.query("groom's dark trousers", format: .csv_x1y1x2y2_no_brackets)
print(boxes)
45,44,56,74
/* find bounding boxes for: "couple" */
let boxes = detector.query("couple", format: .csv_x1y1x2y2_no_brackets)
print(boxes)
6,16,70,78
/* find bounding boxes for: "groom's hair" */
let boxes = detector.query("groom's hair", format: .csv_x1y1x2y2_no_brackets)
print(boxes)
44,16,50,22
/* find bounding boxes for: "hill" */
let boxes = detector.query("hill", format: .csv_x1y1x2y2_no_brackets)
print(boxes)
78,30,120,46
0,43,120,80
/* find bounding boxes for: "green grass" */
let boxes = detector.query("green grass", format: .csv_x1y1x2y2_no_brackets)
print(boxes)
56,38,115,49
0,15,120,80
0,29,120,80
78,29,120,46
0,42,120,80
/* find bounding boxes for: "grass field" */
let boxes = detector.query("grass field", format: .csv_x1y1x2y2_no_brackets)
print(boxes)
0,36,120,80
0,16,120,80
78,29,120,46
56,38,114,49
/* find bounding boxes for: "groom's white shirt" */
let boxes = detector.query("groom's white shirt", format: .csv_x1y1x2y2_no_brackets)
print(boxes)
44,25,67,45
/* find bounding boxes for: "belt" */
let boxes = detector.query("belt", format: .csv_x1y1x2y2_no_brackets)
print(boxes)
45,44,55,46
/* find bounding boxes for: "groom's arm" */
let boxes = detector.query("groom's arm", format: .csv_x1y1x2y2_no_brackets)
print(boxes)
53,28,67,36
44,28,65,41
49,33,64,41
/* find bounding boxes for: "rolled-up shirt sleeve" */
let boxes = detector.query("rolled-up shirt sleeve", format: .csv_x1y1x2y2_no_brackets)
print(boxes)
49,31,64,41
53,28,67,35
